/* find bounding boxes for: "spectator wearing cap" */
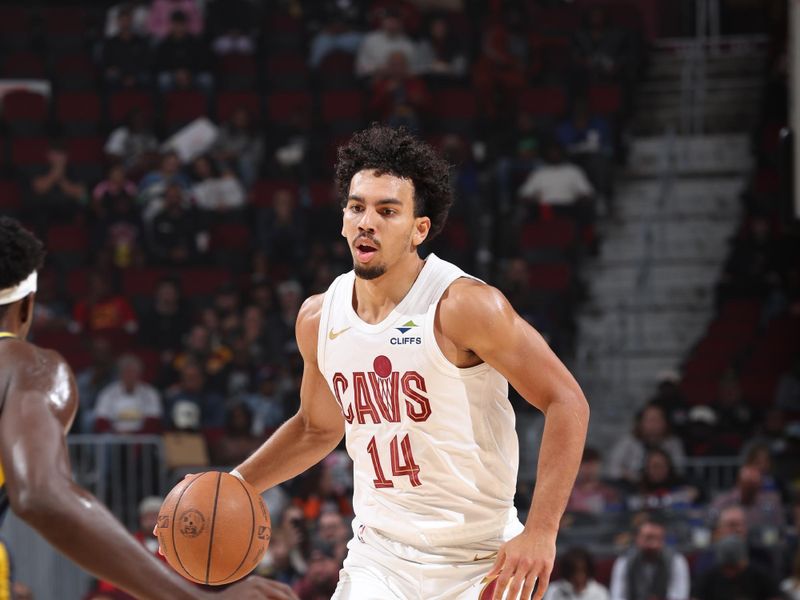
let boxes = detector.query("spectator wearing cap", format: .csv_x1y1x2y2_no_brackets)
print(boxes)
692,535,782,600
94,355,162,434
164,360,226,445
355,8,417,78
543,547,610,600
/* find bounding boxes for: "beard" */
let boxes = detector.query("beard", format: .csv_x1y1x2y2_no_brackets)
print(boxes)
354,263,386,280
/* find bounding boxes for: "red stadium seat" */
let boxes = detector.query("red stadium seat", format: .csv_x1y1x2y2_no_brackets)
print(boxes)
215,54,258,90
266,91,312,124
108,90,154,124
42,7,85,36
528,262,573,291
179,269,232,296
52,53,98,90
518,86,567,117
2,52,46,78
250,179,299,208
588,84,623,115
66,268,90,297
47,223,88,253
56,92,102,133
308,180,336,207
163,90,208,129
3,90,48,134
315,50,358,89
264,54,309,90
65,137,105,182
321,90,365,133
210,223,251,251
431,88,477,126
11,137,49,167
216,91,260,123
521,219,577,252
0,180,22,212
122,269,171,297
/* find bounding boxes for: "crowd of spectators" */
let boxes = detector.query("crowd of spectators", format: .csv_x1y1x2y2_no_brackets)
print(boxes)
1,0,795,599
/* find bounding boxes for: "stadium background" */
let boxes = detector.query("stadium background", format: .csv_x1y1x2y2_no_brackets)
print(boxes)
0,0,796,598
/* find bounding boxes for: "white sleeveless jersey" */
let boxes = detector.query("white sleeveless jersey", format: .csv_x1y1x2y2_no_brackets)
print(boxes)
317,254,520,547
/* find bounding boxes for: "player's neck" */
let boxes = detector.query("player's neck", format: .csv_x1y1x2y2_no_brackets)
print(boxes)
353,253,425,324
0,312,21,337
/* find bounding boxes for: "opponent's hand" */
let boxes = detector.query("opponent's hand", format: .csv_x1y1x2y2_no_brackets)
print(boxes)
215,576,299,600
486,530,555,600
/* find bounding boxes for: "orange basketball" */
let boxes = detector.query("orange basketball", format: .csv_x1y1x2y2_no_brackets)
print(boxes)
156,472,271,585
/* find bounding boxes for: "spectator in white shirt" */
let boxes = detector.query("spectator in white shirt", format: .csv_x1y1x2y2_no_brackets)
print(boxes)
518,141,594,208
189,155,245,212
544,547,610,600
355,8,417,78
610,515,690,600
94,354,163,434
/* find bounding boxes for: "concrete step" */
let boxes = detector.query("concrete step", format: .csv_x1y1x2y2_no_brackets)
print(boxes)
614,178,744,219
577,311,710,353
626,134,752,176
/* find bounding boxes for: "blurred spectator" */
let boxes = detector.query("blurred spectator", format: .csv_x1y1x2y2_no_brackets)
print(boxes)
315,511,350,565
368,51,431,132
783,548,800,600
292,457,353,523
717,216,781,304
648,370,690,437
135,496,164,557
94,354,162,434
164,360,226,442
355,7,417,78
101,5,152,88
242,365,286,436
211,403,263,466
606,404,686,484
308,7,364,68
139,151,191,222
29,142,87,226
609,515,690,600
776,356,800,411
105,1,150,37
711,464,785,531
105,109,160,176
206,0,257,54
413,15,467,77
148,182,206,265
257,189,308,271
91,165,144,269
712,371,756,444
213,107,264,187
741,441,786,500
692,535,782,600
277,505,311,577
493,111,542,214
556,98,614,214
625,448,701,512
148,0,203,40
693,504,776,580
518,142,594,222
12,582,33,600
31,269,70,333
543,547,610,600
572,7,627,84
153,10,212,91
139,277,191,360
171,323,232,390
472,22,526,120
75,338,118,433
292,543,340,600
72,273,138,335
189,155,245,212
566,447,621,515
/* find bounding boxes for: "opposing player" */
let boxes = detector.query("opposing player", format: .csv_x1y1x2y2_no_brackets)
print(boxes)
0,217,296,600
233,125,590,600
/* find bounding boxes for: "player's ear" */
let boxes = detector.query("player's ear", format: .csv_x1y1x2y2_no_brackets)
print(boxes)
412,216,431,247
19,293,34,324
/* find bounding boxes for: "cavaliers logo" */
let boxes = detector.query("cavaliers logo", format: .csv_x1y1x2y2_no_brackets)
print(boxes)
179,509,206,538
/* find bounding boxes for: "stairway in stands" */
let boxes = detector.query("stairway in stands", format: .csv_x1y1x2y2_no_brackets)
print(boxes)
574,37,767,448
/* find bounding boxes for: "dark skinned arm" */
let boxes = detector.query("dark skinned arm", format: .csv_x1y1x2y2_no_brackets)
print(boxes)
0,342,296,600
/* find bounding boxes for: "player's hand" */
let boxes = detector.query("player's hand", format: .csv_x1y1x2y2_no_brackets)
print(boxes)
486,530,555,600
216,576,299,600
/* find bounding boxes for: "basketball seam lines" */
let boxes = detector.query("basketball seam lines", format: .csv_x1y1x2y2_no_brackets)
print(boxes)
212,477,256,584
171,477,200,581
204,472,223,585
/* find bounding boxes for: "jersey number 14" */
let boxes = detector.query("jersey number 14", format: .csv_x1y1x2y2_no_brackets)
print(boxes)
367,434,421,488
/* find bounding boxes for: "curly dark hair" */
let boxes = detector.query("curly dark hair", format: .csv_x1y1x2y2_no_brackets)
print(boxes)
334,125,453,242
0,217,45,291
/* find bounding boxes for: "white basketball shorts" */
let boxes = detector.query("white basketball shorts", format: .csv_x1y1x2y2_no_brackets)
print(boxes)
331,519,526,600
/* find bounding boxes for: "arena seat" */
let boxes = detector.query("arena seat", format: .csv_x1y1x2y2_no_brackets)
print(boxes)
320,90,365,133
266,91,312,125
430,88,477,134
518,86,568,118
216,91,261,123
264,54,309,91
10,137,49,175
3,90,48,135
250,179,299,208
528,261,573,292
0,180,22,213
588,84,623,116
51,52,98,90
108,90,154,125
56,92,102,135
163,90,209,131
1,52,46,78
215,54,258,90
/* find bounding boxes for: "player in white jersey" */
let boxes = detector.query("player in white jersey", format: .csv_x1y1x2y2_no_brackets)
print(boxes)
234,126,590,600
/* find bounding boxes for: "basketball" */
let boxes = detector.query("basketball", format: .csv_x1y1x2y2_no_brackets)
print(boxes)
155,472,271,586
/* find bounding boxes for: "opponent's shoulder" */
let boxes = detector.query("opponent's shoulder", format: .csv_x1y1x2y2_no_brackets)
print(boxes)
2,339,74,391
295,293,325,359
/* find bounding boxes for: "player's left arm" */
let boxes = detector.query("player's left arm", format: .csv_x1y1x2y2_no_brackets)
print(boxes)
440,279,590,600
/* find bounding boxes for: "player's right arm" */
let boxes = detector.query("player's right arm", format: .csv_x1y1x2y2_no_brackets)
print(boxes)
234,294,345,492
0,343,291,600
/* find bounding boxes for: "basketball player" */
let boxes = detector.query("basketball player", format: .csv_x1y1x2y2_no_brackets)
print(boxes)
232,126,590,600
0,217,296,600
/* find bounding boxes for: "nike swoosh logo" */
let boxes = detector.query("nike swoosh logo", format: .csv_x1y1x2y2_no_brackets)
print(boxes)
328,326,352,340
473,551,498,562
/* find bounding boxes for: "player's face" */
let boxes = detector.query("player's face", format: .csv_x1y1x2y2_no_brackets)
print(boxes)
342,170,430,280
